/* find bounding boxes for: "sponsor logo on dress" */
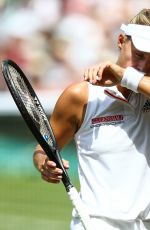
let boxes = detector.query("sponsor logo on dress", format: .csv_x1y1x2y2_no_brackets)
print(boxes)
91,115,124,127
142,100,150,113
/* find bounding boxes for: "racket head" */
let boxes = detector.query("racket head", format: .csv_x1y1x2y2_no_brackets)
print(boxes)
2,59,57,154
1,60,72,189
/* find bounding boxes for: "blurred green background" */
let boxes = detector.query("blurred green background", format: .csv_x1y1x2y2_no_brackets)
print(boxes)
0,116,79,230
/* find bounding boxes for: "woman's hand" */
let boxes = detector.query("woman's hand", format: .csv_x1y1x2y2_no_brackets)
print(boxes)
83,61,125,87
33,146,69,184
40,158,69,184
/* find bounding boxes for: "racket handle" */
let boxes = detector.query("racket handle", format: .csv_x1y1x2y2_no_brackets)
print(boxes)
45,146,72,188
54,149,73,189
68,187,93,230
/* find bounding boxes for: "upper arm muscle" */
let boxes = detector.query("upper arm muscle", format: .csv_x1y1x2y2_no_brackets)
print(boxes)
49,82,88,149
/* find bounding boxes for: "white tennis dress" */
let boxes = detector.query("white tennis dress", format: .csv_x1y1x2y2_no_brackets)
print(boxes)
71,83,150,230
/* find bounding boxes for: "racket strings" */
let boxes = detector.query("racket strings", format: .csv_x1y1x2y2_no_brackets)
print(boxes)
8,65,51,143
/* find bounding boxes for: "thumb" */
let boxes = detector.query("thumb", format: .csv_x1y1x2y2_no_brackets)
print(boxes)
62,159,69,169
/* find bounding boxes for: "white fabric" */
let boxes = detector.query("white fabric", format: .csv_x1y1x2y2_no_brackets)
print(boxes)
121,67,144,92
121,24,150,53
70,216,150,230
68,187,93,230
72,83,150,229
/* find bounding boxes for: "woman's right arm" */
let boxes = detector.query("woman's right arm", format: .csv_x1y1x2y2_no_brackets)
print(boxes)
33,81,88,183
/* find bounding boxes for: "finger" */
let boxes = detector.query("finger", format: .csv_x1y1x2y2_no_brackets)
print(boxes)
92,66,100,83
42,160,58,172
41,166,63,181
97,63,106,80
62,159,69,169
46,160,57,168
84,67,95,83
96,75,100,81
46,159,69,170
89,67,96,84
41,169,63,179
41,163,63,175
41,174,61,183
83,68,90,80
83,70,88,80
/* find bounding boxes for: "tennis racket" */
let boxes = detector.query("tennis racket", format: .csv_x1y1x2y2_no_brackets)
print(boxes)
1,59,93,230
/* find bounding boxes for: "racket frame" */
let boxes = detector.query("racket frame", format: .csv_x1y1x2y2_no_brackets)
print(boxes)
1,59,93,230
1,59,72,190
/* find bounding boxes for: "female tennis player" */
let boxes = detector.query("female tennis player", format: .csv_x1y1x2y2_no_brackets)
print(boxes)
34,8,150,230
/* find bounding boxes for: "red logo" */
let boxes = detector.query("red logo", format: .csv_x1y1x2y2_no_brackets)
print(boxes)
91,115,124,127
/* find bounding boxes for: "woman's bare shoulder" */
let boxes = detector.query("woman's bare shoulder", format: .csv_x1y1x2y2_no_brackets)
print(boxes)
58,81,89,105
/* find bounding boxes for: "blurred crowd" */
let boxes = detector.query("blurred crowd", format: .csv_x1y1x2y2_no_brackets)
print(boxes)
0,0,149,92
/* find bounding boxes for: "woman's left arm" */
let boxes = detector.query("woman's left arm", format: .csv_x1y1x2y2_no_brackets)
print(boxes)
83,61,150,98
138,76,150,98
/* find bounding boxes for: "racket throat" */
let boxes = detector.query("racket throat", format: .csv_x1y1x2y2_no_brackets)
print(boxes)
62,176,73,192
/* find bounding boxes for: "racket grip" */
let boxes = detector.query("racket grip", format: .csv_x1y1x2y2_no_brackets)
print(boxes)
68,187,93,230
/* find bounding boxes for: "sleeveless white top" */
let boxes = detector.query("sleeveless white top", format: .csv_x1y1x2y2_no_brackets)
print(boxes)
74,83,150,220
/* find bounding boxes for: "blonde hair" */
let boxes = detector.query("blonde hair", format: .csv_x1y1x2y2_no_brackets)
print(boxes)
130,9,150,25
